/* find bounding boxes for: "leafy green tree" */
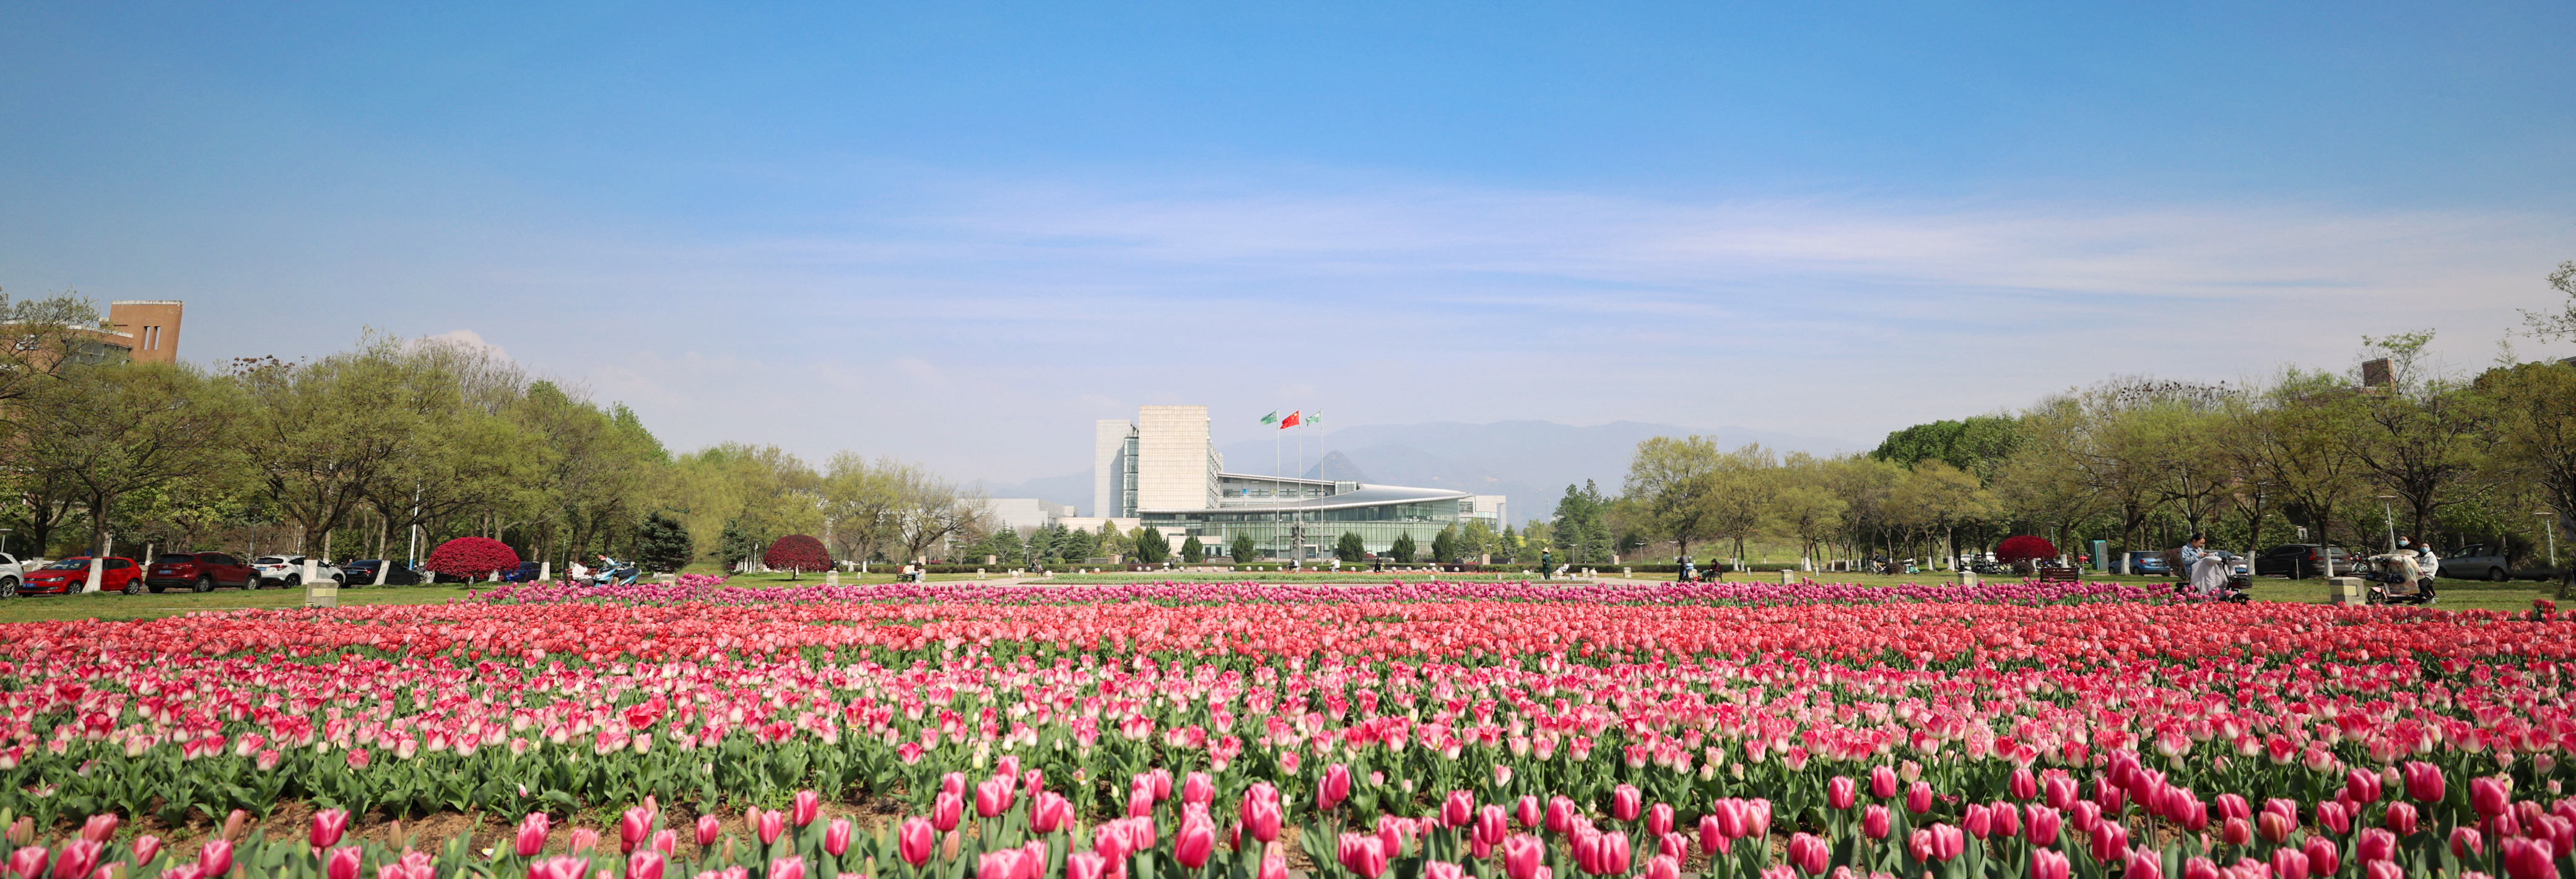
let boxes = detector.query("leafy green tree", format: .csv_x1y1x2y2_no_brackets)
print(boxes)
718,518,757,569
1619,435,1726,558
2470,359,2576,595
636,511,694,573
1551,480,1612,563
1133,526,1170,563
1388,532,1416,564
1229,532,1257,562
1335,531,1365,563
1180,536,1204,563
16,361,249,559
1430,525,1458,564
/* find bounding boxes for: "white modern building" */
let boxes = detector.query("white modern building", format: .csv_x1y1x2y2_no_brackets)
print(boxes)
1092,405,1499,560
986,498,1076,537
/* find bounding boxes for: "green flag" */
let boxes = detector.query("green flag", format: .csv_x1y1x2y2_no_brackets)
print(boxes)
1310,411,1321,426
1260,411,1278,425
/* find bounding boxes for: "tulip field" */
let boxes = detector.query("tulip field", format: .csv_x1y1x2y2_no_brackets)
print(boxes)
2,579,2574,879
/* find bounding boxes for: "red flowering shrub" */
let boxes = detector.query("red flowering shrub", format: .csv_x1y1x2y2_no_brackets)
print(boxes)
425,536,521,578
764,535,832,574
1995,535,2058,563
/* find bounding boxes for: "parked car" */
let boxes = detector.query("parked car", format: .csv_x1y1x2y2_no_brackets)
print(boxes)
2253,544,2353,579
2437,544,2517,582
20,557,144,595
0,553,22,598
144,551,259,593
500,561,544,583
2122,551,2171,575
341,559,424,586
251,556,344,587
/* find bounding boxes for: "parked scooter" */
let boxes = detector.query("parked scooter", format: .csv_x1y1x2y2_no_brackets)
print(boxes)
2354,554,2437,605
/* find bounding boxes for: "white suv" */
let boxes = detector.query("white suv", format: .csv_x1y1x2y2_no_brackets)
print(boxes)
251,555,345,587
0,553,23,597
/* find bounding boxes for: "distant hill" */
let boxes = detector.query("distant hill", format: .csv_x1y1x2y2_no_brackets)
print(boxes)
985,419,1858,523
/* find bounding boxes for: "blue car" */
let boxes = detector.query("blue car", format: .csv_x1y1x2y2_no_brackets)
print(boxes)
2125,551,2171,575
500,561,545,583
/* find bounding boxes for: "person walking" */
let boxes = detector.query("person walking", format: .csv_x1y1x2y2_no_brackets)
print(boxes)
1540,548,1553,580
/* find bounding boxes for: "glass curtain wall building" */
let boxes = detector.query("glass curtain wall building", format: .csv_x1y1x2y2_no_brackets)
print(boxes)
1093,406,1477,559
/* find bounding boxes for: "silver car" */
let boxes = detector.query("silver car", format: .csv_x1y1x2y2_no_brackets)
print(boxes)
2437,544,2515,582
251,555,345,587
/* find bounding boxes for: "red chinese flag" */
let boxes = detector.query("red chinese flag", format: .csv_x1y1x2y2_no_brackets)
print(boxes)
1280,411,1301,429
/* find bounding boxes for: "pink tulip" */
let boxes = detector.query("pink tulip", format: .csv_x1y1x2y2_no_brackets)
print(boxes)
2032,849,2071,879
2123,847,2164,879
52,840,101,879
1516,795,1543,829
325,846,362,879
568,828,601,854
2474,777,2513,819
1033,792,1074,834
1647,803,1674,839
1871,766,1899,799
2404,762,2445,803
2368,860,2404,879
2043,774,2077,810
2385,802,2419,837
1828,777,1856,810
1906,782,1933,815
978,849,1025,879
1181,772,1215,807
1065,852,1108,879
2270,848,2310,879
978,776,1018,818
131,835,162,866
526,856,589,879
1611,785,1642,822
824,819,853,857
1546,797,1578,834
1443,791,1476,829
627,851,666,879
7,847,41,879
1504,835,1546,879
311,808,351,850
755,810,785,846
2026,806,2061,846
2259,812,2294,844
196,841,233,878
620,806,654,854
2303,836,2340,876
2222,816,2251,847
2505,839,2556,879
900,818,936,867
1240,785,1283,842
79,815,117,844
2454,828,2486,859
934,792,965,832
1907,829,1935,864
942,772,968,798
1477,805,1508,847
793,790,822,828
1174,810,1216,868
771,855,807,879
1788,833,1829,877
1990,802,2021,839
2315,800,2351,836
652,829,677,856
2184,857,2219,879
1861,805,1890,840
1642,855,1681,879
1318,765,1354,811
2089,821,2130,865
2348,769,2383,805
1260,842,1288,879
516,813,552,857
2010,768,2037,802
1339,834,1390,879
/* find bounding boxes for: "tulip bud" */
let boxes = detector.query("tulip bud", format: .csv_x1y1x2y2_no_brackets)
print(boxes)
1828,776,1857,810
1516,795,1543,829
1503,835,1546,879
1064,852,1108,879
2303,836,2340,877
627,850,666,879
2348,769,2383,805
1643,855,1681,879
695,815,723,848
2222,816,2252,847
2032,849,2071,879
2184,857,2218,879
2026,806,2061,847
2455,827,2486,859
1788,833,1829,877
195,841,233,878
1861,805,1890,841
2010,768,2037,802
1646,803,1673,839
1871,766,1899,799
1906,782,1933,815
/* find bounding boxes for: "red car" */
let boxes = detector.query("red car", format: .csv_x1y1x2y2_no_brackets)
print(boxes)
144,552,259,593
19,557,143,595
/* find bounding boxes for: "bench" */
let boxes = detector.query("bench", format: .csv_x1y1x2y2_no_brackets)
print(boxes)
2033,564,2080,582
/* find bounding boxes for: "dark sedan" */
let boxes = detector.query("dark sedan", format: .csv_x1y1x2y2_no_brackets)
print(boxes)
2253,544,2352,579
341,559,424,586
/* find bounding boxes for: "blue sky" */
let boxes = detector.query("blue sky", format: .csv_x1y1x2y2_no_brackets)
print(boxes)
4,1,2572,481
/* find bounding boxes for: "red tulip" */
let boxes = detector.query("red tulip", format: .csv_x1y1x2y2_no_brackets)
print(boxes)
2403,762,2445,803
2385,802,2419,837
1828,777,1856,810
2348,769,2383,805
2454,827,2486,858
2303,836,2340,876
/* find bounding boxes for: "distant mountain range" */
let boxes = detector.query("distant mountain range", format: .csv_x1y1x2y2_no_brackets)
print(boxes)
978,419,1860,522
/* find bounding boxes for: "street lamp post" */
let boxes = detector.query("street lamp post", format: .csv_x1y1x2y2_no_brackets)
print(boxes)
2376,496,2400,554
2543,512,2561,571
